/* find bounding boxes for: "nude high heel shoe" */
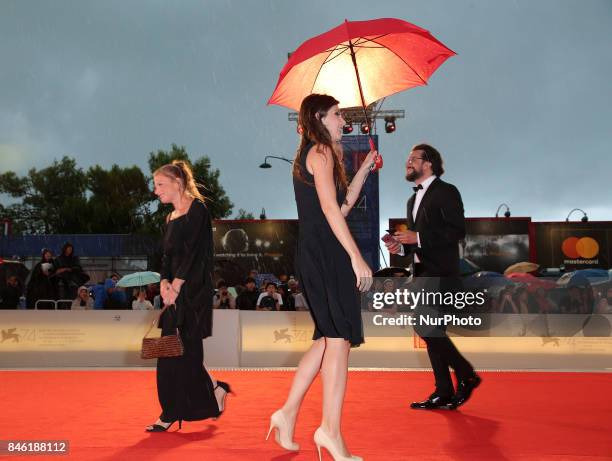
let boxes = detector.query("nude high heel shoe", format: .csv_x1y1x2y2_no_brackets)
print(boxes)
265,409,299,451
314,427,362,461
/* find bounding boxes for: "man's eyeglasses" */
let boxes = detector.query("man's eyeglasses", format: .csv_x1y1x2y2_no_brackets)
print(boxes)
407,157,425,164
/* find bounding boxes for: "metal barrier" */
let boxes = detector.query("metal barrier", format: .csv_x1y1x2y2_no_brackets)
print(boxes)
34,299,74,310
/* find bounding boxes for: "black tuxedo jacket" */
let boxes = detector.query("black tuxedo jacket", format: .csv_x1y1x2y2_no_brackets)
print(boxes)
403,177,466,277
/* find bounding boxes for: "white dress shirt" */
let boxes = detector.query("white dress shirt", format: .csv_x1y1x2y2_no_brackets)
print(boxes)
398,175,438,260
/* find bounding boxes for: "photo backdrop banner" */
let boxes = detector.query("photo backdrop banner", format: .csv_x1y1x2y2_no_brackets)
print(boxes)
533,221,612,270
387,217,531,273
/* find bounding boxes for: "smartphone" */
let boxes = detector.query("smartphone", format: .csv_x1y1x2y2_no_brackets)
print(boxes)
381,234,396,244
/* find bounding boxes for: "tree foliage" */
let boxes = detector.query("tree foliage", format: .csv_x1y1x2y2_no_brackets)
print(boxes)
0,157,87,234
0,145,234,235
235,209,255,219
86,165,151,233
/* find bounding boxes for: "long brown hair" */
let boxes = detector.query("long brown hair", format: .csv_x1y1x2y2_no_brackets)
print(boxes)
293,94,348,190
154,160,206,202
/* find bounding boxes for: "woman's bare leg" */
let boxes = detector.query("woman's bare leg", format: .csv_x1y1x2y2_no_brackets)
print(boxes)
279,337,326,437
320,337,351,455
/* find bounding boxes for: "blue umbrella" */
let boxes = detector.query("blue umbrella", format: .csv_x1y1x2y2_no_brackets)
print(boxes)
573,269,610,285
556,271,590,288
116,271,161,288
459,258,480,276
464,271,514,290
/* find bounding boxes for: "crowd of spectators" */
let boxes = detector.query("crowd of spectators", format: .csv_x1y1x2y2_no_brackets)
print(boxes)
212,270,309,311
3,255,612,315
360,274,612,315
0,241,164,310
490,284,602,314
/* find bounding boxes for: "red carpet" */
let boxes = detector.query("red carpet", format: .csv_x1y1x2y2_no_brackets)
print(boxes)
0,370,610,460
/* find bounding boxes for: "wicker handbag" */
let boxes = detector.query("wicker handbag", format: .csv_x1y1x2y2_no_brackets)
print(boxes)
141,304,184,359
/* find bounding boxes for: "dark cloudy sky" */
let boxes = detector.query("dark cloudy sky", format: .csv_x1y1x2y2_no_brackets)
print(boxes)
1,0,611,229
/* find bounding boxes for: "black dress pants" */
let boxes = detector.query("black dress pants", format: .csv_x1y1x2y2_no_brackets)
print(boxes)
413,264,475,397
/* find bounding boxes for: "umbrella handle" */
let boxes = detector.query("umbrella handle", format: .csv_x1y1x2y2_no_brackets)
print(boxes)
367,137,383,172
370,152,383,172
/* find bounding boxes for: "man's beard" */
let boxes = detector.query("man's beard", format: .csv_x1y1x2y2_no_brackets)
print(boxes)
405,168,422,182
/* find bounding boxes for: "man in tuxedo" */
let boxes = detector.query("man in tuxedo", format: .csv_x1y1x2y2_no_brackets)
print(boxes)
386,143,481,410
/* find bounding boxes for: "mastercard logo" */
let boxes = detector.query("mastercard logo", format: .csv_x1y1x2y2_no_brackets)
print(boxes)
561,236,599,259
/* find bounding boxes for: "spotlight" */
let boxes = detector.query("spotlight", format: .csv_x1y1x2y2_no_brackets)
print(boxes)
384,117,396,133
360,121,370,134
342,121,353,134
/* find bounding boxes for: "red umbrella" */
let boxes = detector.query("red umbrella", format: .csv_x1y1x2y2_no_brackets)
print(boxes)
268,18,455,111
268,18,455,168
506,273,556,292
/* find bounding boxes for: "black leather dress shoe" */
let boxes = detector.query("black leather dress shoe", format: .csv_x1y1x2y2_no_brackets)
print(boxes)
452,374,482,408
410,394,456,410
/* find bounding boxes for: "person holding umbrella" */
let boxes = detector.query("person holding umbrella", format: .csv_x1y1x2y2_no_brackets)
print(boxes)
145,160,231,432
266,94,375,460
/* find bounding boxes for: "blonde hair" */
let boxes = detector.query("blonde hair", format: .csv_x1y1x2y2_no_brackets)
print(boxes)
154,160,206,202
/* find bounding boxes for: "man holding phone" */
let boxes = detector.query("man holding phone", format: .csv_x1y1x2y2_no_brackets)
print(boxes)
384,143,481,410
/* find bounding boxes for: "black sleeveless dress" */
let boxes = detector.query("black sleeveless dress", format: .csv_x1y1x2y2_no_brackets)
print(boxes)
293,142,364,347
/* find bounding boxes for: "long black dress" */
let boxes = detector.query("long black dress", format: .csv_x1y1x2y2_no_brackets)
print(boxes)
293,142,364,347
157,198,219,422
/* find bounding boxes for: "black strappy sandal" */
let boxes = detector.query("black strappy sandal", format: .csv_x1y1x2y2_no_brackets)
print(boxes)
145,419,182,432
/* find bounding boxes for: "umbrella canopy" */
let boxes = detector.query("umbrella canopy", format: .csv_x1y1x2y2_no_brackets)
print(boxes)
572,269,610,285
0,259,29,284
556,272,591,288
472,271,506,278
464,271,514,291
504,261,540,276
506,272,556,292
116,271,160,288
459,258,480,276
268,18,455,111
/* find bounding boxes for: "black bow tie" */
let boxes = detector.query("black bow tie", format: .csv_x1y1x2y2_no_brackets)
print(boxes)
413,184,423,193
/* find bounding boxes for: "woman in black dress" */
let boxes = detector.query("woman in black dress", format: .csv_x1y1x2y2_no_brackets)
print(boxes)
266,94,375,460
146,160,231,432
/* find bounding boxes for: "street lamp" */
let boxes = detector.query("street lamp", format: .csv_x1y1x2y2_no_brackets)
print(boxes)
495,203,511,218
259,155,293,169
565,208,588,222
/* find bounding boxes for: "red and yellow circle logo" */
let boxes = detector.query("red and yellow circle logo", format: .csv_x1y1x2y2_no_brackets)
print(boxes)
562,236,599,259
